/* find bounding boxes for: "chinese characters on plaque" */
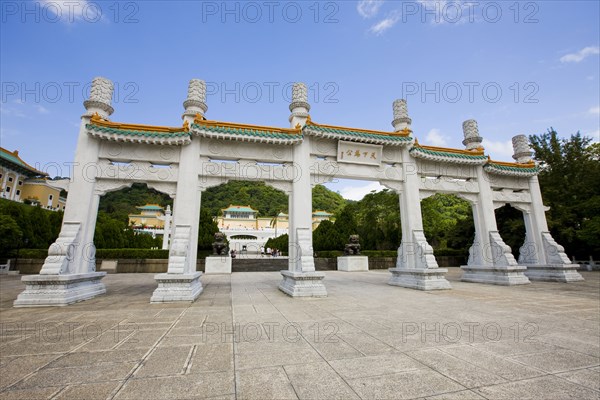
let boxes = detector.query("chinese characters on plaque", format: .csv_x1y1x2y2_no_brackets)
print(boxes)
337,141,383,167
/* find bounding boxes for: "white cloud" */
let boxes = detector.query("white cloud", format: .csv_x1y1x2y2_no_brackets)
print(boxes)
357,0,384,18
560,46,600,63
416,0,473,26
36,105,50,114
0,106,26,118
339,181,385,201
369,11,400,35
482,139,514,161
585,130,600,143
425,128,448,146
40,0,100,23
588,106,600,115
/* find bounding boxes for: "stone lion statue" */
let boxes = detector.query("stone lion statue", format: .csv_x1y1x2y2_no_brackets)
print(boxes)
344,234,361,256
212,232,229,256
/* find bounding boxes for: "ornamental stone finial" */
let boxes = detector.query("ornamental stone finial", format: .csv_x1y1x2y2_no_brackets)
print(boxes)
289,82,310,112
288,82,310,125
83,77,114,118
183,79,208,118
462,119,483,151
392,99,412,131
512,134,532,163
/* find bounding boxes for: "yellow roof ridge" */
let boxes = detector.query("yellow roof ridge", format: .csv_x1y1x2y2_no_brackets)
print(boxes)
487,159,536,168
307,117,411,137
194,115,301,135
90,113,188,133
414,142,486,156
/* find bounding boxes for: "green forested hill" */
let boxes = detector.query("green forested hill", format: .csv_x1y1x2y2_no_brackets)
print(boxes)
97,181,346,221
201,181,287,217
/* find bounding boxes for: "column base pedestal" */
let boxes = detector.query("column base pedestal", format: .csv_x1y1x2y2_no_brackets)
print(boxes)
14,272,106,307
151,272,203,303
460,265,530,285
524,264,584,282
337,256,369,272
388,268,451,290
279,270,327,297
205,256,232,274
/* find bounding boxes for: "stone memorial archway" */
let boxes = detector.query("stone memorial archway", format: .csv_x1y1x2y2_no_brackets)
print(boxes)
13,77,583,307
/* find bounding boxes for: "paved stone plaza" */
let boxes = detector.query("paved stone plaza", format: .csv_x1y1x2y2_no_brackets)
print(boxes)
1,269,598,399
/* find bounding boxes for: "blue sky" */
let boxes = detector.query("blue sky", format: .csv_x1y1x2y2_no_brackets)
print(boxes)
1,0,599,200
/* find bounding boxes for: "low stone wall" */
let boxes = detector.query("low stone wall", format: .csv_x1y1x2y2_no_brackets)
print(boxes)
13,255,468,274
12,259,44,275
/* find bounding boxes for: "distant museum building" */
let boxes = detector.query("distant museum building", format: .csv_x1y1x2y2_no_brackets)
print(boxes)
0,147,66,211
216,205,332,252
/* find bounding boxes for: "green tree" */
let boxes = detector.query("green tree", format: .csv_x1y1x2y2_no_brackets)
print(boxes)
354,189,401,250
334,203,358,242
265,234,288,255
94,212,126,249
0,214,23,257
495,205,526,259
313,220,343,251
529,130,600,258
421,194,472,249
198,208,220,250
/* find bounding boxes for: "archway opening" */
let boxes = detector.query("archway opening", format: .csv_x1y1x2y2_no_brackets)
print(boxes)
421,193,474,268
312,179,400,256
202,180,290,259
95,183,173,250
495,204,526,261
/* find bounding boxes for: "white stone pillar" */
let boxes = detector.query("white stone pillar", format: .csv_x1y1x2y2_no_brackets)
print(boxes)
460,124,530,285
162,205,172,250
387,99,450,290
511,135,583,282
14,77,114,307
279,83,326,297
151,79,206,303
388,149,451,290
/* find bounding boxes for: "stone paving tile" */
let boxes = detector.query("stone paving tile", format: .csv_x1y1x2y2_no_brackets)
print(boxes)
346,368,466,399
556,366,600,391
406,348,507,388
48,349,146,368
116,329,166,351
509,348,600,373
114,371,234,399
135,346,192,378
470,338,560,357
302,335,364,360
234,346,322,370
536,333,600,358
0,354,57,390
236,366,298,400
12,362,136,390
0,271,599,399
0,386,61,400
188,343,234,373
54,381,122,399
426,389,487,399
346,331,398,352
283,361,360,400
440,345,546,381
473,375,600,399
329,352,425,379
